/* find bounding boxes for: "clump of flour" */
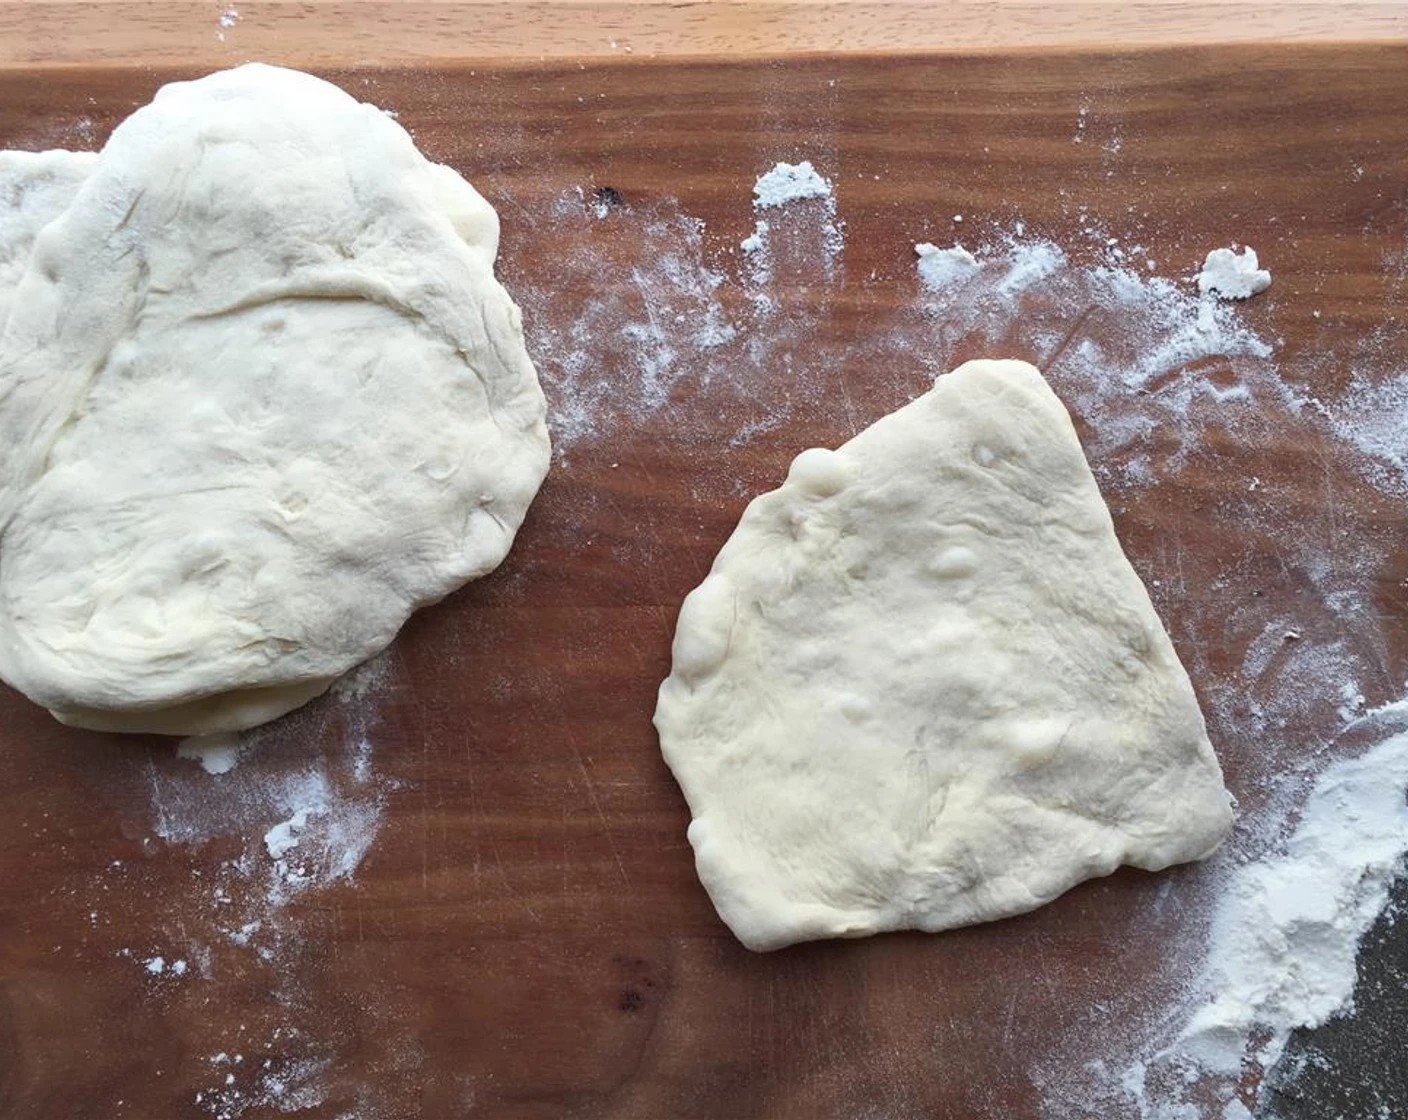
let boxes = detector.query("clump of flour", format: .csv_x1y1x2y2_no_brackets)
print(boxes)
1196,245,1272,300
743,159,843,296
914,242,980,289
215,6,240,42
752,160,833,208
177,732,242,775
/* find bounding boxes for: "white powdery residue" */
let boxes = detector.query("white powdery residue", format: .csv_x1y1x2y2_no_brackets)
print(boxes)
740,220,772,288
1325,370,1408,494
196,1042,331,1120
913,242,979,290
752,160,832,209
329,652,391,705
215,5,240,42
654,250,736,352
350,736,373,785
265,808,315,862
144,720,392,1030
911,224,1276,482
1122,716,1408,1112
1196,246,1272,300
227,921,261,947
1233,621,1372,740
516,194,748,453
177,732,242,776
144,955,166,975
1338,681,1366,722
994,239,1067,298
1063,269,1271,475
740,220,768,254
260,771,386,896
622,244,735,410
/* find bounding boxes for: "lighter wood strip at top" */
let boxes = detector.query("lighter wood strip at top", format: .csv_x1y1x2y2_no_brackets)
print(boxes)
1,1,1405,68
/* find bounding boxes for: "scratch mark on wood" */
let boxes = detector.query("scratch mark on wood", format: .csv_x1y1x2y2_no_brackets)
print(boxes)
1040,302,1098,374
573,740,633,889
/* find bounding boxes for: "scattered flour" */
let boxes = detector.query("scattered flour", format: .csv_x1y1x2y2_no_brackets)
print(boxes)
45,134,1401,1118
740,219,772,289
750,159,843,285
1189,721,1408,1065
898,215,1408,1117
1324,371,1408,495
1115,707,1408,1117
194,1038,332,1120
117,658,398,1117
510,192,738,454
1196,246,1272,300
508,176,843,461
329,652,393,705
910,225,1276,482
514,184,1400,1120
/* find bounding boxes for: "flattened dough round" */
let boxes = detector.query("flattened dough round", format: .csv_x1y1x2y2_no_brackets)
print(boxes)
655,359,1231,951
0,65,549,734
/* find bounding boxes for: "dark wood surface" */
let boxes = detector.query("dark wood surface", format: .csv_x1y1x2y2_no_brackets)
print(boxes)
2,46,1408,1119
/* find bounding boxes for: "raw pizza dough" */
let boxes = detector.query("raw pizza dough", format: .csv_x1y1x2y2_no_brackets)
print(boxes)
0,150,98,329
655,359,1231,951
0,65,549,735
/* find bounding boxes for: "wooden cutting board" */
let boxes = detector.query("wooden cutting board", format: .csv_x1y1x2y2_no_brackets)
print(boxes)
2,45,1407,1119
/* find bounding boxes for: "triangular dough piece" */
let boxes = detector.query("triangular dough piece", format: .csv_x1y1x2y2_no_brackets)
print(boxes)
655,359,1231,951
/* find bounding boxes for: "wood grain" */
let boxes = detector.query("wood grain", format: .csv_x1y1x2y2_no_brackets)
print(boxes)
0,1,1405,68
2,44,1408,1119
